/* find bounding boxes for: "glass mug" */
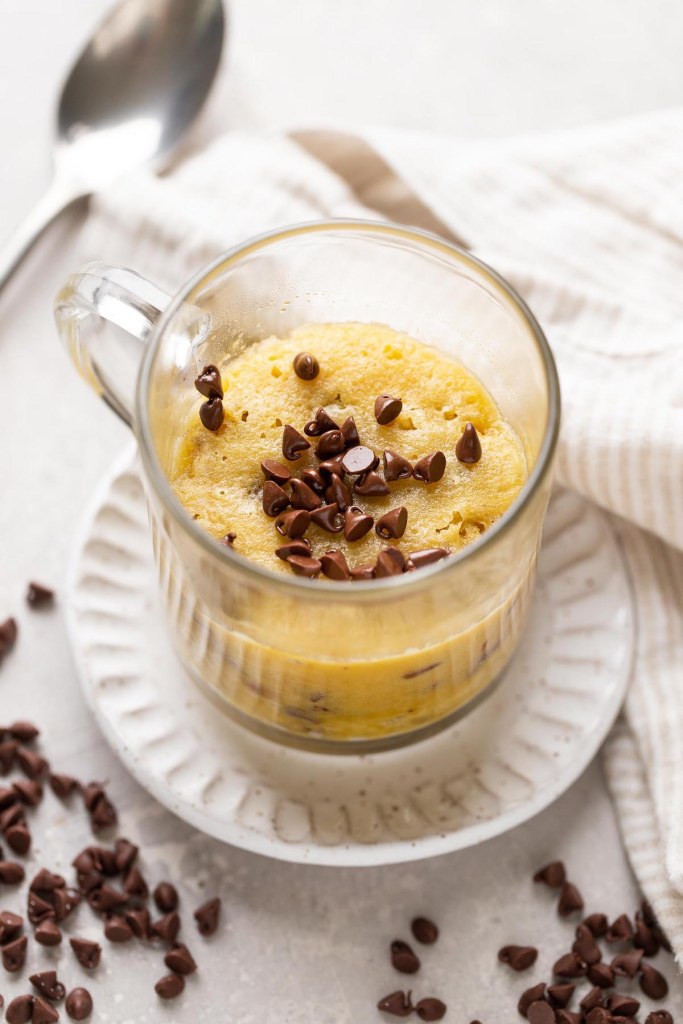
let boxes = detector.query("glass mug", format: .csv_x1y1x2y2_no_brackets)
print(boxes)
55,221,560,753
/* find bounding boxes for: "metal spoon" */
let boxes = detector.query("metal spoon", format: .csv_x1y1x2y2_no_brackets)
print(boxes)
0,0,225,292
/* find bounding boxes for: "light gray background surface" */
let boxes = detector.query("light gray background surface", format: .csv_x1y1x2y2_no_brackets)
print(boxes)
1,1,681,1020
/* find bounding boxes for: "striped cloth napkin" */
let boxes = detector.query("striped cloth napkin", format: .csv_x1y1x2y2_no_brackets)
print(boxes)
78,111,683,956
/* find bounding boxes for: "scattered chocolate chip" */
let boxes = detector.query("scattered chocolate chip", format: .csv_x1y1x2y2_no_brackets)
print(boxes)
194,364,223,399
609,994,640,1016
315,429,345,458
164,943,197,975
8,722,39,742
587,962,614,988
35,918,62,946
580,987,604,1013
406,548,449,571
275,540,312,561
533,861,566,887
340,416,360,448
155,973,185,999
318,454,346,479
262,480,291,517
456,422,482,463
293,352,319,381
527,1002,555,1024
583,913,608,937
13,779,42,807
301,468,326,494
547,984,574,1008
320,550,351,581
640,962,669,1000
415,998,447,1022
0,618,18,660
152,882,178,915
125,906,151,939
30,971,65,1001
114,837,138,874
0,911,23,942
573,923,602,964
645,1013,674,1024
194,897,220,936
375,507,407,540
343,506,374,542
28,891,54,923
287,555,322,578
558,881,584,916
585,1009,611,1024
304,408,339,437
290,479,323,511
611,949,643,978
16,747,48,779
5,995,34,1024
70,937,101,969
34,999,60,1023
83,784,117,832
553,952,586,978
413,451,446,484
26,583,54,608
383,449,413,482
606,913,634,943
411,917,439,945
0,740,18,773
390,939,420,974
261,459,291,486
375,394,403,425
0,860,25,883
49,774,79,800
88,882,125,912
275,509,311,539
104,914,133,943
325,473,352,511
151,911,181,945
355,470,390,496
634,913,660,956
556,1012,581,1024
377,990,413,1018
518,983,546,1015
199,396,224,432
5,822,30,856
65,987,93,1020
2,934,27,972
341,446,378,476
498,945,537,971
282,424,311,461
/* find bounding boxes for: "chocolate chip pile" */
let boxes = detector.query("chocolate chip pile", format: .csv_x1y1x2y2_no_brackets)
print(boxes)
493,861,675,1024
377,916,447,1020
195,350,482,580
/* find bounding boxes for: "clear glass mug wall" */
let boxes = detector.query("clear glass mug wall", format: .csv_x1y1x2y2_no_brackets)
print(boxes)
55,221,560,752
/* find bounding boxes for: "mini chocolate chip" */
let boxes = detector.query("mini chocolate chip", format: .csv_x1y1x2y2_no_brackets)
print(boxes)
377,990,413,1018
340,416,360,448
610,949,643,978
375,394,403,424
26,583,54,608
580,988,604,1013
553,952,586,977
65,988,93,1020
282,424,311,461
415,998,447,1022
556,1012,581,1024
533,861,566,887
164,943,197,975
293,352,319,381
194,364,223,399
0,860,25,883
606,913,633,942
341,446,378,476
558,881,584,916
221,532,237,546
125,907,151,938
114,837,138,873
375,507,408,540
645,1013,674,1024
375,551,404,577
383,449,413,481
5,995,34,1024
350,563,375,580
155,973,185,999
30,867,64,892
14,779,42,805
320,550,351,581
37,1001,61,1024
16,747,48,779
304,408,339,436
49,773,79,800
634,914,660,956
301,468,326,494
318,454,346,478
275,509,311,539
547,984,574,1008
344,506,374,541
30,971,66,1001
5,822,30,856
325,473,352,511
104,915,133,942
406,548,449,571
199,396,224,431
310,503,344,533
355,470,390,496
498,945,537,971
583,913,608,937
315,429,345,458
0,739,18,772
573,923,602,964
640,899,657,927
456,422,482,463
194,897,220,936
0,911,23,944
262,480,291,517
413,451,446,484
527,1002,555,1024
69,937,101,969
35,918,62,946
587,963,614,988
585,1010,611,1024
518,983,546,1015
0,617,18,656
639,962,669,1000
151,911,180,944
261,459,291,486
8,722,39,742
288,555,322,578
609,994,640,1016
275,540,312,561
28,892,54,923
2,934,27,972
390,940,420,974
290,479,323,511
411,917,439,945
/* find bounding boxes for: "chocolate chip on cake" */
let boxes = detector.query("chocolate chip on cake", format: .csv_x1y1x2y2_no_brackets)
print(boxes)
375,550,404,577
261,459,291,486
275,509,311,539
275,540,312,562
262,481,291,517
383,449,413,482
287,555,322,578
405,548,449,571
341,445,378,476
290,479,323,511
340,416,360,448
293,352,319,381
456,422,482,464
355,470,390,497
350,563,375,580
320,550,351,581
374,394,403,425
375,507,408,540
325,473,352,511
198,396,224,432
310,503,344,534
315,429,345,458
194,364,223,399
343,506,374,542
304,407,339,436
282,424,311,461
301,468,326,495
413,451,446,484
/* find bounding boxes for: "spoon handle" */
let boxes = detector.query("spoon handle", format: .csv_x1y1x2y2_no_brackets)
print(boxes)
0,175,86,294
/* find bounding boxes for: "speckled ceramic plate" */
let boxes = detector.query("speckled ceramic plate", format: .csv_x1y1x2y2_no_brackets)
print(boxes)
65,447,634,866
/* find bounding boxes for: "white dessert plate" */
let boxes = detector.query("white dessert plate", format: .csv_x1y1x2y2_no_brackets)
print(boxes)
65,447,634,867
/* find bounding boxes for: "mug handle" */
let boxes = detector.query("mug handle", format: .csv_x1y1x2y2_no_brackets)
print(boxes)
54,262,173,428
